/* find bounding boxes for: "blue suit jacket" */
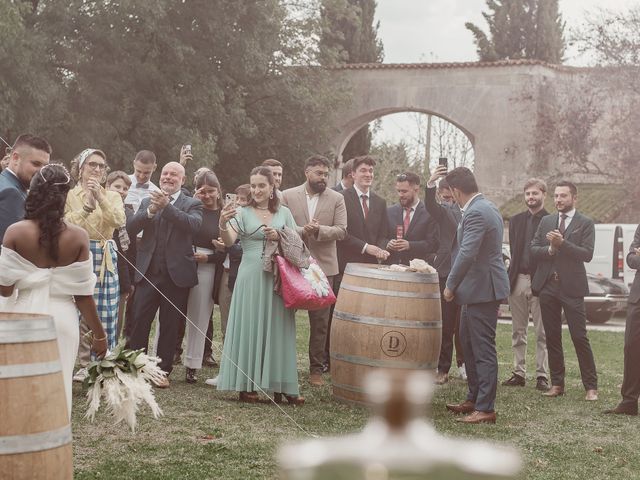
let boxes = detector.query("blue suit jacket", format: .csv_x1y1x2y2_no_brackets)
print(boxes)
386,201,439,265
446,194,510,305
0,169,27,243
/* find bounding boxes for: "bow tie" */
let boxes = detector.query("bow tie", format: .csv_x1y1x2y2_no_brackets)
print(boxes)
136,183,149,189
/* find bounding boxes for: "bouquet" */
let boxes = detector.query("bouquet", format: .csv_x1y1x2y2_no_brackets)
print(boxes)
84,342,164,432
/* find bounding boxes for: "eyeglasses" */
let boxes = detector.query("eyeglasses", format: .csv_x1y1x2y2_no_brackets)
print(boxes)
311,170,330,178
85,161,107,171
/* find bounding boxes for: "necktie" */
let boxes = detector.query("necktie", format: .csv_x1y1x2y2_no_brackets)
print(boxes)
403,207,412,233
136,183,149,189
559,213,567,235
361,194,369,220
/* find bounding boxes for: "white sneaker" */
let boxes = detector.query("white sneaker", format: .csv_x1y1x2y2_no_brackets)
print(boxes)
204,376,218,387
458,364,467,381
73,368,88,383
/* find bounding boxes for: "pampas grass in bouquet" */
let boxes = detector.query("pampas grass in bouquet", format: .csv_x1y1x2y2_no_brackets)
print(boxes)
84,342,165,432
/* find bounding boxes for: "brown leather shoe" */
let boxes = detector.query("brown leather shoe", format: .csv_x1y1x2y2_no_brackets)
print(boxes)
603,404,638,416
153,376,170,389
309,373,324,387
434,372,449,385
239,391,259,403
542,385,564,397
446,400,475,414
273,393,305,406
456,410,497,424
585,389,598,401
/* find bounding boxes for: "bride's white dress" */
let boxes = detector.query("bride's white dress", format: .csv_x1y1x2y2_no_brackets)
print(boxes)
0,247,96,416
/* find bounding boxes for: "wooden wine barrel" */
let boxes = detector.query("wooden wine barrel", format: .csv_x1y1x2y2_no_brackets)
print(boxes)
330,263,442,404
0,313,72,480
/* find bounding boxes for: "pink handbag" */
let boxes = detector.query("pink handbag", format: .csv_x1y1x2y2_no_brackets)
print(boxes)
276,255,336,310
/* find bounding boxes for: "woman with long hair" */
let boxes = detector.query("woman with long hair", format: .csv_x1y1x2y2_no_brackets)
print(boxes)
216,166,304,404
0,164,107,415
65,149,125,381
183,171,226,384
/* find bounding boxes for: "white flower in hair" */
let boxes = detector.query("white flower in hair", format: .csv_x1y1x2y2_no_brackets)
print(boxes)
302,263,330,297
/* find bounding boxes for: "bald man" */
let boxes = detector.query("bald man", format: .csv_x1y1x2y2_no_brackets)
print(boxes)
127,162,203,387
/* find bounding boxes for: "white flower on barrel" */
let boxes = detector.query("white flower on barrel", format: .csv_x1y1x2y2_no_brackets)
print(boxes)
302,263,330,297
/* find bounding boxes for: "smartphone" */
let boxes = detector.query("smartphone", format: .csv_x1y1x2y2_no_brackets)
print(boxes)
183,144,192,156
225,193,237,204
438,157,448,170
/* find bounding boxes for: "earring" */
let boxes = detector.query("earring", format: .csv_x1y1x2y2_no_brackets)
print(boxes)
270,192,274,200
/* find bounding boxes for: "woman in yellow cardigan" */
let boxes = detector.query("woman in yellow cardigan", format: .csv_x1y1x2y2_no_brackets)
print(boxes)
65,148,125,382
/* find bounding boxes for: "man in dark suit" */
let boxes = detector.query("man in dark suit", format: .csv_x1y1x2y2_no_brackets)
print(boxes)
443,167,509,424
337,155,390,271
502,178,550,392
127,161,203,387
0,134,51,242
333,158,354,192
425,165,464,385
531,181,598,401
386,171,439,265
605,224,640,415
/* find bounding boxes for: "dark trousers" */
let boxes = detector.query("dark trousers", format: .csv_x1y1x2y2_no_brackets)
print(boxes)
324,273,343,366
621,301,640,407
309,276,334,374
437,276,464,373
128,271,190,375
460,301,499,412
539,280,597,390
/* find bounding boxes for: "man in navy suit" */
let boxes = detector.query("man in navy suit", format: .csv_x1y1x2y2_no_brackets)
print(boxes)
333,158,354,193
386,172,439,265
0,134,51,242
127,162,203,387
443,167,509,424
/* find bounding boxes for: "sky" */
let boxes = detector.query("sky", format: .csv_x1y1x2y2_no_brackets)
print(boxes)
374,0,638,65
371,0,638,148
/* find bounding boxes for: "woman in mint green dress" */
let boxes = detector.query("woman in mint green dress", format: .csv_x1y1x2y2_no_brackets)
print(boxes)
216,166,304,404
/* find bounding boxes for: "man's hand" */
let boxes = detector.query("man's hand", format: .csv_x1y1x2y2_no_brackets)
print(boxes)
634,247,640,256
212,238,226,252
365,244,383,258
377,249,390,261
303,219,320,237
443,287,454,302
387,239,410,252
194,252,209,263
179,145,192,166
546,229,564,249
428,165,448,186
149,190,169,213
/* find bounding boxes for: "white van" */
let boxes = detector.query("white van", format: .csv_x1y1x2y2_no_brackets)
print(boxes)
586,223,638,288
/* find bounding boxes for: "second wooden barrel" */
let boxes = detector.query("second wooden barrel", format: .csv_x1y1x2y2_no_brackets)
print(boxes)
0,313,72,480
330,263,442,404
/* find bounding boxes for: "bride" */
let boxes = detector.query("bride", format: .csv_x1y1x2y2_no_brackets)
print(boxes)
0,164,107,416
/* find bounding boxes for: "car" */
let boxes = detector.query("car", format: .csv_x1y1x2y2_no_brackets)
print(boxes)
501,243,629,324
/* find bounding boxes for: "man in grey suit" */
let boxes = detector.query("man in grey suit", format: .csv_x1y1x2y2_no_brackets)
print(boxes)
443,167,509,424
333,158,354,192
531,181,598,401
605,224,640,415
0,134,51,242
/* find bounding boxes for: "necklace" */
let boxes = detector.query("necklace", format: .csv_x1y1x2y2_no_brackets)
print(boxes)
255,205,269,210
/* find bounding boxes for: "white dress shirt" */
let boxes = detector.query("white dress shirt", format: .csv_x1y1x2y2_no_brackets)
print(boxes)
125,174,160,213
305,187,320,220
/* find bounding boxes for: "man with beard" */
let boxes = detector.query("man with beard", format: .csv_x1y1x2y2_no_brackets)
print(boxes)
386,172,439,265
531,181,598,401
502,178,550,391
282,155,347,386
0,134,51,242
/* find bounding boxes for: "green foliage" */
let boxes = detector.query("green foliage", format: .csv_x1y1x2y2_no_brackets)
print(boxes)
2,1,347,191
319,0,383,160
369,141,413,204
466,0,565,63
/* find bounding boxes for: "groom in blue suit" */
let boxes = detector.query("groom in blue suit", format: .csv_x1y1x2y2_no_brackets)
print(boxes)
443,167,509,424
0,134,51,242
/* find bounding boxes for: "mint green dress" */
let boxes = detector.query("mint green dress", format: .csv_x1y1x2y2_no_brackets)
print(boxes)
217,206,300,395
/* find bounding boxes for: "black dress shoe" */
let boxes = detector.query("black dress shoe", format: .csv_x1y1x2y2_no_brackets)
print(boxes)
603,404,638,416
185,368,197,384
502,373,525,387
536,377,550,391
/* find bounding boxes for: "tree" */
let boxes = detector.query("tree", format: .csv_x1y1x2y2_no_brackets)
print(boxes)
2,1,347,190
319,0,383,160
465,0,564,63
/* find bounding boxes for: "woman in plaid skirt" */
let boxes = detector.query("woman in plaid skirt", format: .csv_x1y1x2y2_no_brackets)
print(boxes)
65,148,126,382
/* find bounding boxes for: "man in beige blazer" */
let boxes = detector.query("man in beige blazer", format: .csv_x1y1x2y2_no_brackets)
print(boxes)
282,155,347,386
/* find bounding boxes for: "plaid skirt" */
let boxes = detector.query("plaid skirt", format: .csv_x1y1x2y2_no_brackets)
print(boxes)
90,240,120,349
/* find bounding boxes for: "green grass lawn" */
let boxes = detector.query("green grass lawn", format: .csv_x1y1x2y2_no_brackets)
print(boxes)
70,313,639,480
